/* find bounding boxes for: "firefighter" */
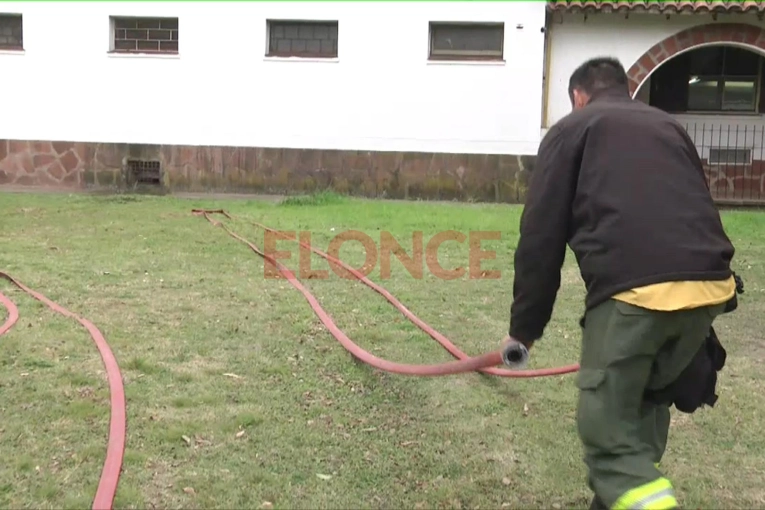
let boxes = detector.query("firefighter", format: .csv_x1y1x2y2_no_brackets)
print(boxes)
503,57,737,509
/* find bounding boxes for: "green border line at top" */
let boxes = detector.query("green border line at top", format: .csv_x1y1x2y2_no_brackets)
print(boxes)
0,0,551,3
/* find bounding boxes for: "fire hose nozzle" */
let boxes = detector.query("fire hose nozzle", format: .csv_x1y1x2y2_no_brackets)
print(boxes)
501,340,529,370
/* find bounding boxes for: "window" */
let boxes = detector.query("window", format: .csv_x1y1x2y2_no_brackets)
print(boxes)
428,22,504,61
709,148,751,166
109,16,178,54
0,13,22,51
266,20,338,58
650,46,764,114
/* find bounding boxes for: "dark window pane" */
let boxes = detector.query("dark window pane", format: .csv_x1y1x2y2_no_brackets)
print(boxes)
114,39,137,51
723,47,760,76
275,39,291,53
688,46,723,76
306,40,321,54
111,16,177,53
314,25,328,39
159,40,178,52
268,21,337,57
431,24,502,54
687,78,721,110
159,18,177,30
137,40,159,51
298,25,313,39
721,80,756,111
0,15,22,48
136,18,161,30
149,29,173,41
125,29,148,40
114,18,137,30
710,149,750,165
292,39,306,52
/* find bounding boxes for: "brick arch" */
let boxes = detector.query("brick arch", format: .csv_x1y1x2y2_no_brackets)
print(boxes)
627,23,765,97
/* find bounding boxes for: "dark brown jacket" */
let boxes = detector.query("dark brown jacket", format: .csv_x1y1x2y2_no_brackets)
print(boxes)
509,86,735,345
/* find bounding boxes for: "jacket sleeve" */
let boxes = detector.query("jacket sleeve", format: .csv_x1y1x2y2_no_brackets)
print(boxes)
508,124,579,345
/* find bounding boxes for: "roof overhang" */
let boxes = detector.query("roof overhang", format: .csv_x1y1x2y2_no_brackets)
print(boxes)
546,1,765,15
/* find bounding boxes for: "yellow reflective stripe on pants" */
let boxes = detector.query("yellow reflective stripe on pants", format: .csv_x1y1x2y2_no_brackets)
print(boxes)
611,477,678,509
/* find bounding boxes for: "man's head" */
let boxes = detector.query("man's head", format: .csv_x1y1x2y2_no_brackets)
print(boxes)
568,57,630,110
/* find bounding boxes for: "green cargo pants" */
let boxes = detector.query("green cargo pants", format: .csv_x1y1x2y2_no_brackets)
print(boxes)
576,298,726,510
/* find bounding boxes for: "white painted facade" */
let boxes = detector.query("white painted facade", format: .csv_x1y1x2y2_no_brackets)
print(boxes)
545,11,765,164
0,1,547,156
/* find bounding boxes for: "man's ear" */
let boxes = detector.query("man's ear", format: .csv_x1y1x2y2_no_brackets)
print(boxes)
572,89,589,109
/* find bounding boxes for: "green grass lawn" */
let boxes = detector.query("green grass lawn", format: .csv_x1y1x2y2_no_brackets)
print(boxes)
0,190,763,509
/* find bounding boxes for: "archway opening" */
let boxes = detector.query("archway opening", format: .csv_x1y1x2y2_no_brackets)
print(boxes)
634,43,765,203
636,44,765,115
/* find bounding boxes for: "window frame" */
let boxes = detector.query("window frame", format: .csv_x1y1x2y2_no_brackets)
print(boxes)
265,19,339,59
0,13,23,51
108,15,179,55
650,46,763,115
427,21,504,62
708,147,753,166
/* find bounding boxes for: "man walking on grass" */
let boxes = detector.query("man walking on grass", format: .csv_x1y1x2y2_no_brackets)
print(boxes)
503,57,737,509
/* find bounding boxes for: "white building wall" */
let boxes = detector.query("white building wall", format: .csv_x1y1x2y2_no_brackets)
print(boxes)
0,1,547,156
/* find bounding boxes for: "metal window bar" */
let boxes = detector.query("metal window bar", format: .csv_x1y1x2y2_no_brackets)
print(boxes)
682,122,765,204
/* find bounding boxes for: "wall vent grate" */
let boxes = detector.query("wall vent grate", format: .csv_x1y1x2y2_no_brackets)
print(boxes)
126,159,161,185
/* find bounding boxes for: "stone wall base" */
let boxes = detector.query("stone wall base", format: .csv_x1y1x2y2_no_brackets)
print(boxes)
0,139,536,203
3,138,762,205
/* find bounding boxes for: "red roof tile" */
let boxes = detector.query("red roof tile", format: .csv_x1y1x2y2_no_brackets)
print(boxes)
547,1,765,14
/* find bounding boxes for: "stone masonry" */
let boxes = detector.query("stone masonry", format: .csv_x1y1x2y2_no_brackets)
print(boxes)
0,139,536,203
0,136,762,203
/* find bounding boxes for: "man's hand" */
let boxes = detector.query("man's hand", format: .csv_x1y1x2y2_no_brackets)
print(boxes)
501,334,532,352
500,335,532,369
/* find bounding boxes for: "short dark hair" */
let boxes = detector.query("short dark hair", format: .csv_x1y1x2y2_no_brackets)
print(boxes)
568,57,629,104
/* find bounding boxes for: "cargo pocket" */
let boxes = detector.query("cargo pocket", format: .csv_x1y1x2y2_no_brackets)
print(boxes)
575,368,611,450
576,368,606,392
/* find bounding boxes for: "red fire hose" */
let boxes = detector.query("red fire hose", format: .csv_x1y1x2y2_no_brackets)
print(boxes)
0,272,126,510
192,209,581,378
0,207,581,510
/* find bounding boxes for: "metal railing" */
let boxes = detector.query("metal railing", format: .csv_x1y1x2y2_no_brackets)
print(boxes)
683,121,765,204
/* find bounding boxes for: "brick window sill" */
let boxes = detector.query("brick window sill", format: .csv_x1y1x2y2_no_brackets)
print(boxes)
427,59,506,66
263,56,339,64
0,48,25,56
107,51,180,60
